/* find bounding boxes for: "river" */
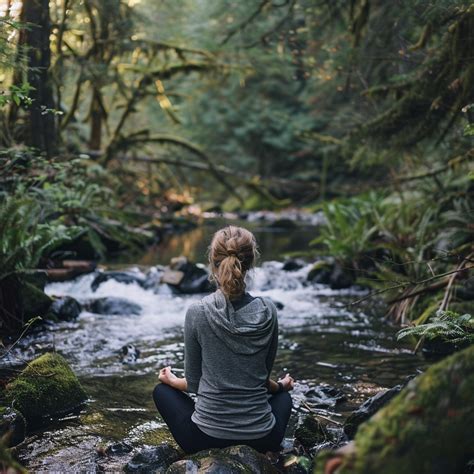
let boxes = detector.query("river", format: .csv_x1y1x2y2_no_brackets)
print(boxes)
13,217,428,472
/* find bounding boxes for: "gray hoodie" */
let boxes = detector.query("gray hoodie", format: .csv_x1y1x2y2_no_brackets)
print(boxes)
184,289,279,439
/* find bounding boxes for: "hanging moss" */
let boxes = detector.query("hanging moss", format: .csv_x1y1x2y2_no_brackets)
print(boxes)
314,344,474,474
6,352,87,423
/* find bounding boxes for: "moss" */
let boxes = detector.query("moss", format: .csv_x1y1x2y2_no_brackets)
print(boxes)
6,352,87,423
140,428,176,447
18,281,52,320
314,345,474,474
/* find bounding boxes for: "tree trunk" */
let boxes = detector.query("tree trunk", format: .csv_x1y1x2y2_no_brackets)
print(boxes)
18,0,57,155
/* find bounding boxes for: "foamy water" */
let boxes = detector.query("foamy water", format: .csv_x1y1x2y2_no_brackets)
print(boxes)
43,262,366,375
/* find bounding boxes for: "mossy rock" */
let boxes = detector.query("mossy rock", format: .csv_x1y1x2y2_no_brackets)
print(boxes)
6,352,87,423
314,344,474,474
18,280,52,320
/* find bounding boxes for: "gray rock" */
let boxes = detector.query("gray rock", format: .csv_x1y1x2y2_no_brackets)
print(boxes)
166,257,215,294
125,444,180,473
49,296,81,321
344,385,402,438
282,259,305,272
89,297,142,316
120,344,140,364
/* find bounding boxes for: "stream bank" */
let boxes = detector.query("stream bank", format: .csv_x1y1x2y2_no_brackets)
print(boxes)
1,218,429,472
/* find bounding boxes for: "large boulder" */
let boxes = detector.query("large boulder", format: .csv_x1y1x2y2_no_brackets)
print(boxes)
5,352,87,423
125,444,180,473
166,445,277,473
89,297,142,316
307,260,353,289
162,257,215,294
343,385,402,439
315,344,474,474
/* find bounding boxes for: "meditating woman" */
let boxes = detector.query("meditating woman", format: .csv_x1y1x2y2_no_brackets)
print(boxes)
153,225,294,454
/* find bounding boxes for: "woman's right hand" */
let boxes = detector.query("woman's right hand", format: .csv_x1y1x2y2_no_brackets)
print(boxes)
278,373,295,391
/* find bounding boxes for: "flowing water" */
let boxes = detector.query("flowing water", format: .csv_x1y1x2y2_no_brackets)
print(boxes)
9,218,428,472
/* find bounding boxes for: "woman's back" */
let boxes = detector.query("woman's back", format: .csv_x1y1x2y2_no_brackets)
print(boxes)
185,289,279,439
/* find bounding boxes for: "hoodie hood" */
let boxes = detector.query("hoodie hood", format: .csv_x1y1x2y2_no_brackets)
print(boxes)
201,289,277,355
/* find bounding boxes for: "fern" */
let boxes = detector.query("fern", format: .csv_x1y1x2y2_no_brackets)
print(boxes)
0,196,82,280
397,310,474,347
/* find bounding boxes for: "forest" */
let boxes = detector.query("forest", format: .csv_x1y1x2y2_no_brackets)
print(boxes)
0,0,473,473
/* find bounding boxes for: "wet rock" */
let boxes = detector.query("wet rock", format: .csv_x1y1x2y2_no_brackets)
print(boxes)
120,344,141,364
5,352,87,424
316,345,474,474
307,260,353,289
282,259,306,272
48,296,82,322
105,441,134,455
163,256,215,294
0,407,26,447
89,297,142,316
91,271,146,292
125,443,180,473
167,445,277,473
295,415,329,450
343,385,402,439
268,218,298,229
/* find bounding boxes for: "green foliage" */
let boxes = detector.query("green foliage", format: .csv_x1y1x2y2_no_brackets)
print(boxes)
0,83,32,108
310,192,383,265
397,310,474,346
0,195,81,281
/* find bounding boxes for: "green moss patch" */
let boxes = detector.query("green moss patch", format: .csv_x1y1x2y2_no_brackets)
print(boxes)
6,352,87,423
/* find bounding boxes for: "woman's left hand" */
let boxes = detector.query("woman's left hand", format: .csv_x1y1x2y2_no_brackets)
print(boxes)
159,366,179,386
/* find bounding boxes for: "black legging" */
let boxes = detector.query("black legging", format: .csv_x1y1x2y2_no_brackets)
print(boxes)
153,383,292,454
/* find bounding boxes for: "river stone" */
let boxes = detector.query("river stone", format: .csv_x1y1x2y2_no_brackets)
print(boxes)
125,444,180,473
91,271,146,291
166,445,277,473
165,257,215,294
0,407,26,447
5,352,87,423
282,259,305,271
89,297,142,316
315,345,474,474
343,385,402,439
48,296,82,321
295,415,329,449
307,261,353,289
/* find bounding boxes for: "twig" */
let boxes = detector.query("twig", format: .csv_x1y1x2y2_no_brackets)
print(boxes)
301,401,342,426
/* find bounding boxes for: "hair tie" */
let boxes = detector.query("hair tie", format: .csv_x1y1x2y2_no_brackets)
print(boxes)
227,249,238,257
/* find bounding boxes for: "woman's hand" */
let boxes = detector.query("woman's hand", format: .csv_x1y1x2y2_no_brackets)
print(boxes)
158,366,188,392
159,366,179,386
278,373,295,391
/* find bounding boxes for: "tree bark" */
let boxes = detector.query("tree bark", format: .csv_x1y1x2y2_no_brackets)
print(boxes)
19,0,57,155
